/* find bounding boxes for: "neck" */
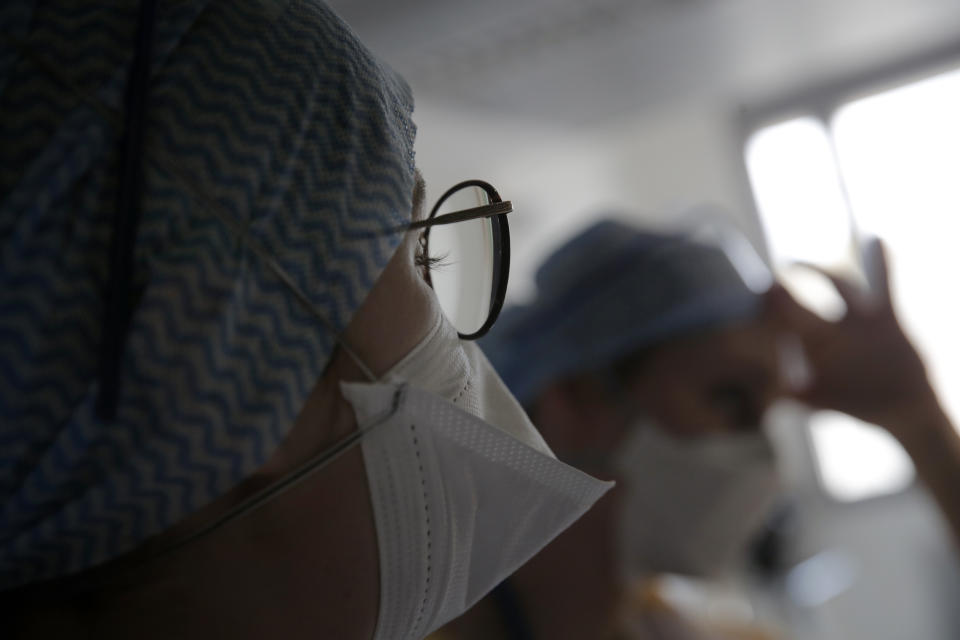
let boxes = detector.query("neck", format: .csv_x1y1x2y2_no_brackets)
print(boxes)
510,393,626,639
513,486,624,639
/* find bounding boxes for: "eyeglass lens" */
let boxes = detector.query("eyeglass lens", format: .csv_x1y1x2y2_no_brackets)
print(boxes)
428,186,498,336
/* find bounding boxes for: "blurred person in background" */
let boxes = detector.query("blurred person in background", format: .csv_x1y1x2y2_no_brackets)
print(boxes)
0,2,609,638
434,218,960,640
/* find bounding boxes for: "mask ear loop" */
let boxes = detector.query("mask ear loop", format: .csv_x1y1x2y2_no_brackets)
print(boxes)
153,385,406,558
9,383,407,606
252,253,378,383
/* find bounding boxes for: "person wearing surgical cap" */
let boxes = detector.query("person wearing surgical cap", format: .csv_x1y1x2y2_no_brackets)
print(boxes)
0,2,610,638
436,219,960,640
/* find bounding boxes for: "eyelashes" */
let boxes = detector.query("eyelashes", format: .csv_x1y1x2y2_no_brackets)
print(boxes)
415,232,445,273
416,253,445,270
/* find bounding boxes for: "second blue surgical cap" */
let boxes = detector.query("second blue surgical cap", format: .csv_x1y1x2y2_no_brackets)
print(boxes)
0,0,415,588
481,219,770,406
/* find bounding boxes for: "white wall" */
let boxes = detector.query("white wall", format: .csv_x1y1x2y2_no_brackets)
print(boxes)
414,96,761,302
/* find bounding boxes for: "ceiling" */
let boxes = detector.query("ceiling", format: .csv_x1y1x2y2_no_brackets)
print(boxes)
328,0,960,126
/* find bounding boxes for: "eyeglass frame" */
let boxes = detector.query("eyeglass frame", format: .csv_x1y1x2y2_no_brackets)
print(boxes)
412,179,511,340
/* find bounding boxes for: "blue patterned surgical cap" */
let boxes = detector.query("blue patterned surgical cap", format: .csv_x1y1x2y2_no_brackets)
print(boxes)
0,1,416,589
481,220,769,406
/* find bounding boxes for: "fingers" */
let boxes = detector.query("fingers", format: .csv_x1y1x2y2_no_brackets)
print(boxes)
791,261,873,317
764,282,831,334
865,236,893,306
763,283,824,334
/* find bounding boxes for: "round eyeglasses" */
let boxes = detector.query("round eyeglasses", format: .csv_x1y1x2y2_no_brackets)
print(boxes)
415,180,511,340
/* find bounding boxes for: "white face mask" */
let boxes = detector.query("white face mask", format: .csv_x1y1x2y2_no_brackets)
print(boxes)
344,315,613,639
614,421,779,579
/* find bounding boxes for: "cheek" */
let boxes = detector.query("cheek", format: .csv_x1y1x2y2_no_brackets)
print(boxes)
342,241,441,376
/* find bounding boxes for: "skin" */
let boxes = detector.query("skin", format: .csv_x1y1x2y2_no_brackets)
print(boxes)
445,241,960,640
15,174,441,639
769,244,960,547
522,314,784,463
622,319,782,438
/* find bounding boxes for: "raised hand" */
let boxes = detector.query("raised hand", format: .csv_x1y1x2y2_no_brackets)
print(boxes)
766,240,939,437
768,240,960,547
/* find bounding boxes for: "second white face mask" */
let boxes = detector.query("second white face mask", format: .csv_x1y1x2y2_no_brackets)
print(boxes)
614,422,780,579
346,316,613,640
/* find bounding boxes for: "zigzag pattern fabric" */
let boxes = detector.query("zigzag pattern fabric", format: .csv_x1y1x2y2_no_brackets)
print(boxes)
0,0,416,589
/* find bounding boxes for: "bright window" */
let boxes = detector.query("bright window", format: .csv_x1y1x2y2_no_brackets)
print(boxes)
746,66,960,501
832,69,960,434
808,412,914,502
745,117,852,268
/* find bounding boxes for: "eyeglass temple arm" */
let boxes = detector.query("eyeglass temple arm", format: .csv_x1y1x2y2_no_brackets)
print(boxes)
403,201,512,231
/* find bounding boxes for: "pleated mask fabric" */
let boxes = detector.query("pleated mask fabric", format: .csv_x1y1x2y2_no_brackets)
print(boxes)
0,0,416,589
